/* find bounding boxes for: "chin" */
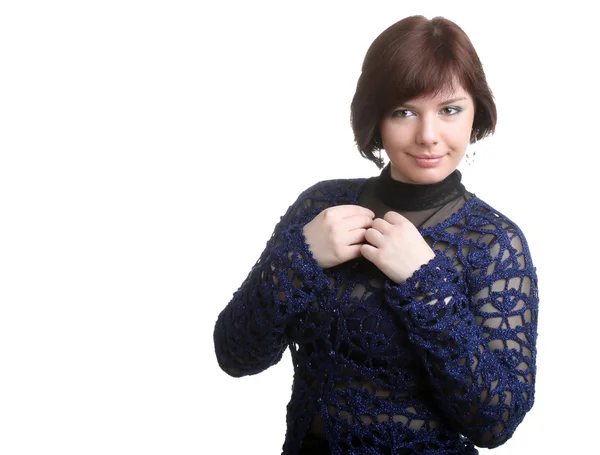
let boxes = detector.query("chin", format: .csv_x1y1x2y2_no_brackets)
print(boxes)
390,156,455,183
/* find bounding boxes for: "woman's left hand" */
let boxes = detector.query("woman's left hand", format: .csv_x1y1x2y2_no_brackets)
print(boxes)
361,211,436,284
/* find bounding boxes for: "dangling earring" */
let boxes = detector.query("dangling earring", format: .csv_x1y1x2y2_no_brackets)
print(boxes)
466,128,479,166
465,149,477,166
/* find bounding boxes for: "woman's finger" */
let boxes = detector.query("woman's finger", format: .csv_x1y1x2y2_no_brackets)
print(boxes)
383,211,407,225
324,204,375,219
371,217,392,235
343,228,368,246
365,227,385,247
340,215,375,232
336,244,363,263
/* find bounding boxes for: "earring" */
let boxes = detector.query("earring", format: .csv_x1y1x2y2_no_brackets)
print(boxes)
465,150,477,166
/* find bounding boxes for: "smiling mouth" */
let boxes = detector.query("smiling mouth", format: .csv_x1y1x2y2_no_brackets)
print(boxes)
413,155,444,167
412,154,445,159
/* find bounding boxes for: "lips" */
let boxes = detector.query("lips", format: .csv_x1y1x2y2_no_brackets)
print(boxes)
413,155,444,168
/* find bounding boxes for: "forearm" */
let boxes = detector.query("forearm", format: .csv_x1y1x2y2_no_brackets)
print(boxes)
214,221,330,377
213,265,286,377
385,251,537,447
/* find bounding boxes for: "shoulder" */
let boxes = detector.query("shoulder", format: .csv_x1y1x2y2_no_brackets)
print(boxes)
464,194,536,268
296,177,368,202
282,177,368,223
466,194,527,234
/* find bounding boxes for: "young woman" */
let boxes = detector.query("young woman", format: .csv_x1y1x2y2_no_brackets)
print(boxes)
214,15,539,455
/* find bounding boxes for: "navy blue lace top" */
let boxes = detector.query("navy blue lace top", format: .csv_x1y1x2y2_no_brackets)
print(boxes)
214,167,539,454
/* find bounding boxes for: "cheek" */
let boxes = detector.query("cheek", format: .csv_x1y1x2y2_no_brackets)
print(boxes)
381,124,411,149
449,120,474,144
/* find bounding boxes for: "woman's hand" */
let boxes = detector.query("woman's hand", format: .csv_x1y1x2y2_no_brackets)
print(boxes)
361,211,436,284
303,205,375,269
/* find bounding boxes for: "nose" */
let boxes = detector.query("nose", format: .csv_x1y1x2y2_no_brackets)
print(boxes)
416,115,440,146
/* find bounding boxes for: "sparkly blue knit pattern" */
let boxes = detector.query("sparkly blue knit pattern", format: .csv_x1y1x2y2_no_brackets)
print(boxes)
214,179,539,455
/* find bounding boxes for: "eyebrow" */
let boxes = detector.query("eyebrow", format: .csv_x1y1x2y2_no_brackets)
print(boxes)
402,97,468,108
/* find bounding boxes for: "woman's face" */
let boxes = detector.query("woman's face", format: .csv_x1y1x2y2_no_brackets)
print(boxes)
379,84,475,184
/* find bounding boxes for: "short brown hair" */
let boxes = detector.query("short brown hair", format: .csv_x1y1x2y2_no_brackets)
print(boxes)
350,15,497,168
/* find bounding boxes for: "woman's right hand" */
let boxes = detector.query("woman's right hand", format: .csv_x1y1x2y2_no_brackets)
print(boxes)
302,205,375,269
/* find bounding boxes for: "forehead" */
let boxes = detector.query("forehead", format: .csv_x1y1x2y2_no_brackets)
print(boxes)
405,83,471,104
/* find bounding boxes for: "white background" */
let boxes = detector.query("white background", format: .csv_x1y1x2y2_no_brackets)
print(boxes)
0,1,597,453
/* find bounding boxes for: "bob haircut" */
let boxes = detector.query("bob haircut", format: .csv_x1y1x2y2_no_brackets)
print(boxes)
351,15,497,168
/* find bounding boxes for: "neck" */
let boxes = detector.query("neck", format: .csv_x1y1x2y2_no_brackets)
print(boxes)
374,163,466,211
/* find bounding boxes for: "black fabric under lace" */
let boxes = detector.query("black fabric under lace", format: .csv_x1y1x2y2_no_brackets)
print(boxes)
372,163,467,211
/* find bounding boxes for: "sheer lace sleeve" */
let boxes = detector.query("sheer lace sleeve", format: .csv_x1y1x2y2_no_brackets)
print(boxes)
213,181,361,377
384,221,539,448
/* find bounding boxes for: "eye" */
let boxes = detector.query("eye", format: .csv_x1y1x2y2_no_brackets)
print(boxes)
440,106,462,115
391,109,415,118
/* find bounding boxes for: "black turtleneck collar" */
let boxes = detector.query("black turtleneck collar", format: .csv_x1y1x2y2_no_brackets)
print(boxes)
374,163,467,211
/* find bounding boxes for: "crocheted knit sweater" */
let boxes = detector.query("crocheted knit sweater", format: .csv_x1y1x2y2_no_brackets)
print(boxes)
214,170,539,455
